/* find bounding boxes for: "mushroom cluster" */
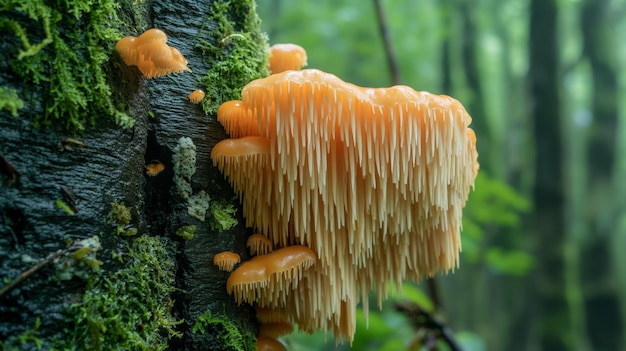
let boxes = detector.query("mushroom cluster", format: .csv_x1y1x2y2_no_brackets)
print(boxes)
211,50,478,342
115,28,191,78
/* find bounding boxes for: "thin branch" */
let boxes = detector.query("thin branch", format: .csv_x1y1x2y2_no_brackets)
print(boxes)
0,240,90,298
395,300,463,351
373,0,400,85
427,278,441,311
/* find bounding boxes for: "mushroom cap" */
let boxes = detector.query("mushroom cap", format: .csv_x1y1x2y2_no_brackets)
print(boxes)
145,160,165,176
213,251,241,272
188,89,205,104
268,43,308,74
217,100,260,138
226,245,316,306
247,233,273,256
134,28,168,46
114,28,191,78
114,36,136,65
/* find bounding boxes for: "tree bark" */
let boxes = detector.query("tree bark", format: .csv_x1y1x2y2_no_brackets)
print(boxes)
1,0,264,349
528,0,571,350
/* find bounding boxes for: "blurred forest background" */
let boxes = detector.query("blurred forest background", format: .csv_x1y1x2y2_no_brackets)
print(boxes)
256,0,626,350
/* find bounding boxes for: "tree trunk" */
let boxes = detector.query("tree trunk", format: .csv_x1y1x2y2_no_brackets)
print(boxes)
459,1,488,167
578,0,625,349
528,0,571,350
0,0,265,350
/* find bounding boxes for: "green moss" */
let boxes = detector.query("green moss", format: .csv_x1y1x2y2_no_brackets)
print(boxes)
209,201,238,231
110,201,137,236
0,317,44,351
110,202,132,225
192,310,256,351
66,236,182,350
55,236,104,281
0,0,133,131
197,0,269,115
176,225,197,240
0,87,24,117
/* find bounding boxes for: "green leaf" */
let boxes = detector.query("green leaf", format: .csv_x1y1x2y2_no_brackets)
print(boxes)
392,283,434,313
485,248,535,275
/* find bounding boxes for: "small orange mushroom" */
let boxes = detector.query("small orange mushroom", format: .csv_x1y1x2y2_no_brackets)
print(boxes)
213,251,241,272
145,160,165,176
226,245,316,306
115,28,191,78
246,233,273,256
188,89,205,104
268,43,307,74
216,100,259,138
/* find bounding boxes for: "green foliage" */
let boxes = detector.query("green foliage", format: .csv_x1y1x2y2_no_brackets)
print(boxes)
485,247,534,276
284,283,488,351
196,0,269,115
175,225,197,240
0,0,133,131
0,87,24,117
0,317,44,351
67,236,182,350
462,172,533,275
256,0,442,89
209,201,238,231
110,202,132,226
391,283,434,313
192,310,256,351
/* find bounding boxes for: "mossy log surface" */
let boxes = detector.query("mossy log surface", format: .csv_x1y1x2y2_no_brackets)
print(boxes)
0,0,262,350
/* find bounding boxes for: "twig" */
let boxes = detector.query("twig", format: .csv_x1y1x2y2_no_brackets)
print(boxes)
395,300,463,351
373,0,400,85
427,278,441,311
0,242,83,298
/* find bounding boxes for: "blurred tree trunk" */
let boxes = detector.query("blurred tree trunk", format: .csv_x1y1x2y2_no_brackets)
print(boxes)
527,0,571,350
578,0,625,349
459,1,488,170
0,0,262,349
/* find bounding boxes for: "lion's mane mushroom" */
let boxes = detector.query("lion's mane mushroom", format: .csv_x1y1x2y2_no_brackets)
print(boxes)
268,43,307,74
211,67,478,342
115,28,191,78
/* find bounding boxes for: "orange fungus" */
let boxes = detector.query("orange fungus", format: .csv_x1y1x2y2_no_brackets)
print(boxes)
188,90,205,104
268,43,307,74
115,28,191,78
145,160,165,177
213,67,479,342
213,251,241,272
